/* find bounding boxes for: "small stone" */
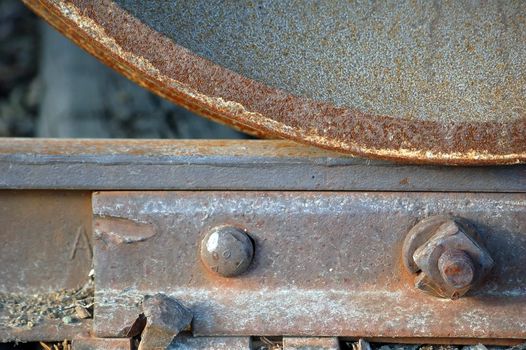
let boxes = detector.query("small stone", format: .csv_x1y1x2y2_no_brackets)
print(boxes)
138,294,192,350
461,345,488,350
506,344,526,350
62,316,72,324
75,305,91,319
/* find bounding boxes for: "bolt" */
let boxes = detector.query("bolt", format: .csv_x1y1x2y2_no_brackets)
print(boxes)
438,248,475,289
403,216,494,299
200,226,254,277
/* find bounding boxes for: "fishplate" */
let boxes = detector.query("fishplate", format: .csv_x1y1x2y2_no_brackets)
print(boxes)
93,191,526,341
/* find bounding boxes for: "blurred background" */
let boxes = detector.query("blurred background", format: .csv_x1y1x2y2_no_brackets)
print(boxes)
0,0,249,139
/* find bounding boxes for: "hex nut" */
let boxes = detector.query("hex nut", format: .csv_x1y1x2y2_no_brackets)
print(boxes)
404,216,494,299
200,226,254,277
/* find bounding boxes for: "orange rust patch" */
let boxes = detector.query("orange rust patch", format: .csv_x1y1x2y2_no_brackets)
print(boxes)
21,0,526,165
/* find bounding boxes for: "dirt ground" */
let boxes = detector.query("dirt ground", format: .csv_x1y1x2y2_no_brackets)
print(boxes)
0,279,93,329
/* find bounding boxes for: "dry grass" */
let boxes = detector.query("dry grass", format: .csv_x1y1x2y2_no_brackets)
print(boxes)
39,340,70,350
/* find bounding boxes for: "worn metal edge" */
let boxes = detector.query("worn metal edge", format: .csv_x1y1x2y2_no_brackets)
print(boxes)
0,320,92,343
94,288,526,340
0,139,524,191
352,337,526,346
282,336,340,350
71,337,131,350
168,335,252,350
21,0,526,165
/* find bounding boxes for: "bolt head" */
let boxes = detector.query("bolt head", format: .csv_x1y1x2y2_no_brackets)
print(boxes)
438,249,475,289
200,226,254,277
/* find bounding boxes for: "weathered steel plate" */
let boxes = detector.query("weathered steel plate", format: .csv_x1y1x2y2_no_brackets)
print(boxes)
283,337,339,350
72,338,131,350
22,1,526,165
93,191,526,340
168,335,251,350
0,191,92,293
0,191,93,342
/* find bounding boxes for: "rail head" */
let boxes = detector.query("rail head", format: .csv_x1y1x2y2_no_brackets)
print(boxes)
0,138,525,192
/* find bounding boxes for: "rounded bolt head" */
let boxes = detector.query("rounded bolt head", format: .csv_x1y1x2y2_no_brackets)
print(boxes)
438,248,475,289
200,226,254,277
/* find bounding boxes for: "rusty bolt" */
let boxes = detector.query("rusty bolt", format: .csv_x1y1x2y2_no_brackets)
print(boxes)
200,226,254,277
438,248,475,289
403,216,494,299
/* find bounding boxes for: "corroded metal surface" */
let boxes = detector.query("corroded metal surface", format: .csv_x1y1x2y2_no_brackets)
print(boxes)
0,191,92,293
93,191,526,340
403,216,494,299
22,0,526,165
1,139,526,192
71,338,131,350
0,320,92,343
168,335,251,350
0,191,93,342
283,337,340,350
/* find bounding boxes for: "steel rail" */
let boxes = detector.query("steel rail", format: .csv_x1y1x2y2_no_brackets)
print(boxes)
0,139,525,347
1,139,525,192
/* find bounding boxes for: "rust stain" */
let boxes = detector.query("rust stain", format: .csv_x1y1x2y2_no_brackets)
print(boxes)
92,191,526,339
71,338,131,350
94,217,157,245
21,0,526,165
399,178,409,186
